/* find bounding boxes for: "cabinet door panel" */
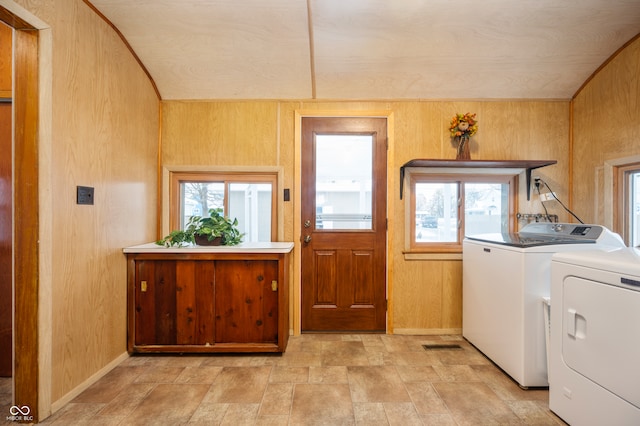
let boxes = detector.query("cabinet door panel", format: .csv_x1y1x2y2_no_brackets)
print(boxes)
176,261,196,344
215,260,278,343
134,260,157,345
136,260,177,344
155,261,178,344
194,261,216,344
176,261,215,345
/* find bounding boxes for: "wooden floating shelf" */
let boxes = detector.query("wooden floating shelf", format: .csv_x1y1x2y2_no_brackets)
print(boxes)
399,159,558,200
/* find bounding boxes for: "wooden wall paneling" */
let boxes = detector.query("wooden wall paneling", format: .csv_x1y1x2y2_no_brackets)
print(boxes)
4,0,160,417
42,0,160,405
572,38,640,224
163,99,572,335
440,261,462,329
161,101,280,166
392,260,443,331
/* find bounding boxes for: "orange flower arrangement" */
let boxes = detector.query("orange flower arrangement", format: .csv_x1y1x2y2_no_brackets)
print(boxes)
449,113,478,138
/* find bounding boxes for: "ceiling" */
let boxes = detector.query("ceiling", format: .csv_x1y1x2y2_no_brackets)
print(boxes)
89,0,640,100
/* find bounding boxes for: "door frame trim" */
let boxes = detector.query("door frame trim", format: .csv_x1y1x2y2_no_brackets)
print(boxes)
293,110,395,335
1,4,54,420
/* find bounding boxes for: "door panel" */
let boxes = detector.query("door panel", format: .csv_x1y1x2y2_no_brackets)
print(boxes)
0,100,11,376
301,117,387,332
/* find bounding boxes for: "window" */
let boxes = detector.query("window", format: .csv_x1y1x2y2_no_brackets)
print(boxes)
315,134,373,230
409,173,516,252
169,172,277,242
616,163,640,246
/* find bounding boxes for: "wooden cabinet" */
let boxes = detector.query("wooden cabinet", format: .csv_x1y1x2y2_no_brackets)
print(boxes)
125,243,292,353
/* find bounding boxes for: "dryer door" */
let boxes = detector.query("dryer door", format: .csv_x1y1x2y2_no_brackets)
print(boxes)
563,276,640,408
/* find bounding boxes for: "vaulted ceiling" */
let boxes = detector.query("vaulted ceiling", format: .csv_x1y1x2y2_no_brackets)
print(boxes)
90,0,640,100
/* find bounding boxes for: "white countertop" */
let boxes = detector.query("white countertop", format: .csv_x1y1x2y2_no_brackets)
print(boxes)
123,241,294,254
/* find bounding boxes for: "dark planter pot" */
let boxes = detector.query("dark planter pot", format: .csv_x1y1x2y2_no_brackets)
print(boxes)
194,234,223,246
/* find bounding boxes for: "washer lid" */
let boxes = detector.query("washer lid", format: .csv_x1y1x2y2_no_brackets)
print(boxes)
465,232,597,248
466,223,624,248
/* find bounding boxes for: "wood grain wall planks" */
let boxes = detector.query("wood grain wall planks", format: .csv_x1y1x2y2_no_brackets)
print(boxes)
11,0,160,409
572,37,640,225
161,99,570,334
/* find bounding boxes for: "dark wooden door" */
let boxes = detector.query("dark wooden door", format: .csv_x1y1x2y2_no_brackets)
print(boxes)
0,101,11,376
301,117,387,332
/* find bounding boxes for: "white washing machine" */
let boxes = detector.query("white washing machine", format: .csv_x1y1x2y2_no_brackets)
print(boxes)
550,248,640,425
463,223,625,388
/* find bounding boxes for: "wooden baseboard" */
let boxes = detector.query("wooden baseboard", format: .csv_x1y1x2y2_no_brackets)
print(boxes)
50,352,130,414
392,328,462,335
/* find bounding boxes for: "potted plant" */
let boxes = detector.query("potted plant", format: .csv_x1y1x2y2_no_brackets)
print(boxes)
156,208,244,247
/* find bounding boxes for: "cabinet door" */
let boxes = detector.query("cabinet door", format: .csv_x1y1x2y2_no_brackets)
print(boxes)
214,260,279,343
176,261,216,345
135,260,176,345
135,260,215,345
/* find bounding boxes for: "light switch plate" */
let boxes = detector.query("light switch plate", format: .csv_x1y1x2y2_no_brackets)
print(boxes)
77,186,94,205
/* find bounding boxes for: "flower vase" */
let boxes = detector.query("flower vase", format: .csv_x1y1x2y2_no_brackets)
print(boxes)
456,135,471,160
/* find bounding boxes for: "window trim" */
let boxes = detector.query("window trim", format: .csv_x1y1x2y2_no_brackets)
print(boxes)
404,168,518,255
614,162,640,246
604,155,640,244
161,166,283,241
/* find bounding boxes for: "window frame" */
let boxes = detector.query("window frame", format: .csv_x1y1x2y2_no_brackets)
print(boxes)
614,162,640,246
168,170,279,242
406,170,517,254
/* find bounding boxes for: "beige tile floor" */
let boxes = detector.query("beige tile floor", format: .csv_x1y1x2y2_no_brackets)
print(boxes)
2,334,566,425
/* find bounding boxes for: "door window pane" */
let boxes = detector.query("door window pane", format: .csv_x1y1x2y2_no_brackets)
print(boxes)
315,135,372,230
414,182,459,242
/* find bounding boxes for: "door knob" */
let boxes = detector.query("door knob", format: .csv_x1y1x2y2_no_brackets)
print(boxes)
304,220,311,228
304,235,312,243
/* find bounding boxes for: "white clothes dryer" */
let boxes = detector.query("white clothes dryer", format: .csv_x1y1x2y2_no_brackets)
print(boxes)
550,248,640,425
463,223,625,388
